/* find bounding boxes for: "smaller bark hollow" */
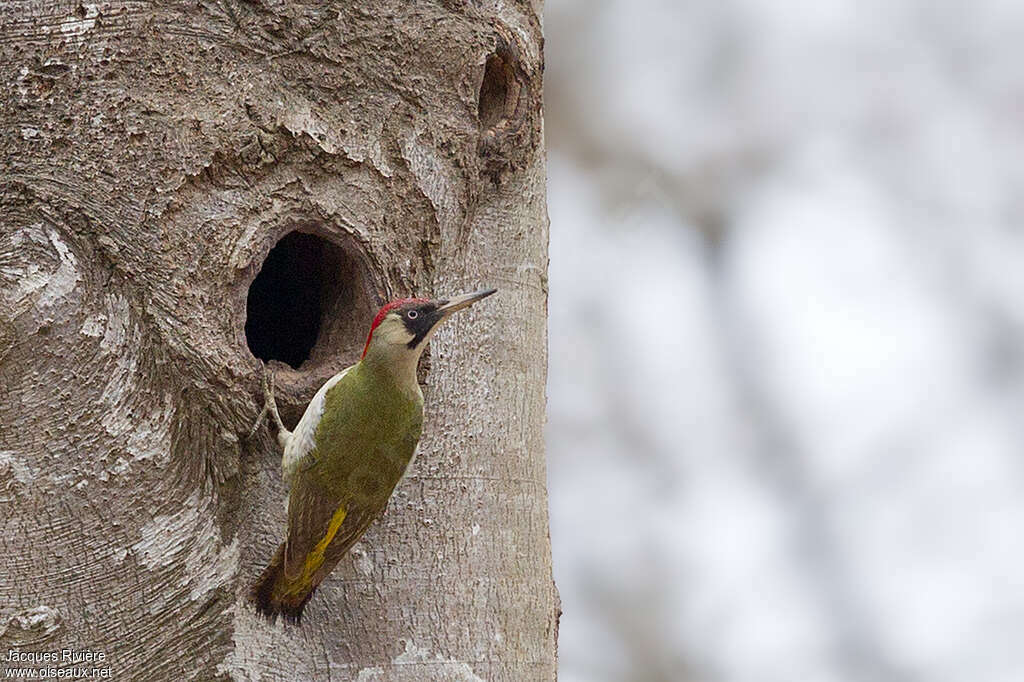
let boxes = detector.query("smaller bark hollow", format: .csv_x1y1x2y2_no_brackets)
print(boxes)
245,230,376,370
477,23,543,183
478,53,517,130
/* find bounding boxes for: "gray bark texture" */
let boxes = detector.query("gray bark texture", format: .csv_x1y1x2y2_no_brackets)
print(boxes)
0,1,556,680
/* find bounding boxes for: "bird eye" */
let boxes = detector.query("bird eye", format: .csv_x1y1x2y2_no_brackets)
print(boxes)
407,310,418,319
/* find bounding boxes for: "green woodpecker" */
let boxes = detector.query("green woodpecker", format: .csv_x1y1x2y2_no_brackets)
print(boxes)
249,288,497,622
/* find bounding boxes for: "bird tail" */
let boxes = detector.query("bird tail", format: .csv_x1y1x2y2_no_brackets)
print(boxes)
249,543,316,624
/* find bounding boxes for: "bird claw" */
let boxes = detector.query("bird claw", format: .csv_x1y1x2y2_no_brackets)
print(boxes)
245,405,267,442
264,363,288,434
245,361,279,441
263,363,276,407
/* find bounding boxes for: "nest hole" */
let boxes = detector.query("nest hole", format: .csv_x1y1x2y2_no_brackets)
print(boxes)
245,231,376,370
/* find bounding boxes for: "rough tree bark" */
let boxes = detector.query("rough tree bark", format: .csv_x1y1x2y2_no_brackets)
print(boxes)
1,1,556,680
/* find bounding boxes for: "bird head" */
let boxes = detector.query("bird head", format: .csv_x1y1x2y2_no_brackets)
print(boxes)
361,289,497,364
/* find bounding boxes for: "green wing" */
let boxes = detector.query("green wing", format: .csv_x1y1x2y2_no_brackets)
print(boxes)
281,364,423,583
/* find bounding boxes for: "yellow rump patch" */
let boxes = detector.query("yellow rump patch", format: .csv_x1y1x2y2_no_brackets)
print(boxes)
281,505,347,598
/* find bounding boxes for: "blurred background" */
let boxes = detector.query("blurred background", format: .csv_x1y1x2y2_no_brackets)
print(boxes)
543,1,1024,681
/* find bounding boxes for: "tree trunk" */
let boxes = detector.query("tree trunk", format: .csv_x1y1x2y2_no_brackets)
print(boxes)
1,2,556,680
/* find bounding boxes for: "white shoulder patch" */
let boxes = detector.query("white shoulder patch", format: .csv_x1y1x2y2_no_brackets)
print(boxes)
281,366,352,484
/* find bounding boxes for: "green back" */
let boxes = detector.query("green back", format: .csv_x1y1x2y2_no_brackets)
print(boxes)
309,361,424,509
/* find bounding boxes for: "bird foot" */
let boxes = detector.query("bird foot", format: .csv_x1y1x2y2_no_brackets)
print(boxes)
245,362,284,441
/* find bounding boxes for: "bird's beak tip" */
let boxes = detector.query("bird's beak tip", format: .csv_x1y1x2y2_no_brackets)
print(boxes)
436,287,497,314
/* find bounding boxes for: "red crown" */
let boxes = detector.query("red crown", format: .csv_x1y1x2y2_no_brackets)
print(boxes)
362,297,429,358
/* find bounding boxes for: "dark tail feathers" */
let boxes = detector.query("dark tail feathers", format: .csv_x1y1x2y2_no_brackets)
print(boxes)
249,543,315,625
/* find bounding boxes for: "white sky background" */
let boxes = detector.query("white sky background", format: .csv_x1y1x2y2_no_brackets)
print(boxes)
544,2,1024,681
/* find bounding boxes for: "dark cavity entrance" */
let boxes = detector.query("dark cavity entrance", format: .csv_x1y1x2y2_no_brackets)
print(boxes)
245,232,325,368
246,231,375,370
246,230,379,370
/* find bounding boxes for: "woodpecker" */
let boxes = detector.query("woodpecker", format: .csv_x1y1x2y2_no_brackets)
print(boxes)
248,288,497,623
